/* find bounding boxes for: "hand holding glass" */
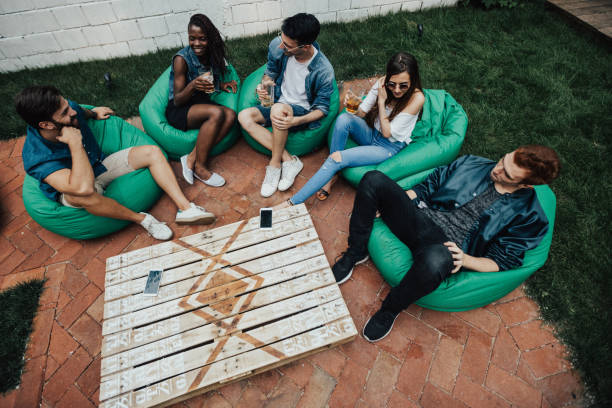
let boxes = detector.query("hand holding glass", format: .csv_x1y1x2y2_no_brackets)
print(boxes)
198,70,214,94
257,82,275,107
345,89,364,114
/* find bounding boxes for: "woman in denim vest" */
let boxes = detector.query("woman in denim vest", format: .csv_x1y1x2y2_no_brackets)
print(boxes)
167,13,237,187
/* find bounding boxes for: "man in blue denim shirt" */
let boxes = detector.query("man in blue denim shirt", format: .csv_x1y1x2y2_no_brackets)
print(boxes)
238,13,335,197
332,145,561,342
17,86,218,240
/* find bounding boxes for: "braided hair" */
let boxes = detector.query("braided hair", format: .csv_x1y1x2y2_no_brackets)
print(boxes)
365,52,422,129
188,14,228,76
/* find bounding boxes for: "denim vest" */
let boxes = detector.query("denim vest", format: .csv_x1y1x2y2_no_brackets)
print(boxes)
168,46,222,100
22,101,107,201
412,155,549,271
264,37,335,129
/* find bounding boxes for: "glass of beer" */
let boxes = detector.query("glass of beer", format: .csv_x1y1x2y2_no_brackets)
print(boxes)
198,69,214,94
345,88,363,114
258,82,275,107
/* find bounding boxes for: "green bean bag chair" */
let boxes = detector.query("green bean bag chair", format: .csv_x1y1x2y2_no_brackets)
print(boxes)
238,64,340,156
368,183,556,312
329,89,467,187
139,65,241,160
22,111,164,240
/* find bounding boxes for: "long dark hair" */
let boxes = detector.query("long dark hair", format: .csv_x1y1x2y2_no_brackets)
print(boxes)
188,14,227,76
365,52,422,128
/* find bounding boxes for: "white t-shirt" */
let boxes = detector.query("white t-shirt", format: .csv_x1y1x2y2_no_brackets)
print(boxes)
359,81,419,144
278,48,318,110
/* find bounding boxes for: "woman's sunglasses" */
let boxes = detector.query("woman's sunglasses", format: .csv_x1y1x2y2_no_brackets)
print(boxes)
386,81,410,91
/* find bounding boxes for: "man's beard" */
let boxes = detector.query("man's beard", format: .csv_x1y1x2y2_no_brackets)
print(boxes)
51,117,79,130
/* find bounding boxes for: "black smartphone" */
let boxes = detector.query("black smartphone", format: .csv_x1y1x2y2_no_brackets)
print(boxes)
143,269,163,296
260,208,272,230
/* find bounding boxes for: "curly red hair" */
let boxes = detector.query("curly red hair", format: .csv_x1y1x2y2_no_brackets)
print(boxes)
514,145,561,185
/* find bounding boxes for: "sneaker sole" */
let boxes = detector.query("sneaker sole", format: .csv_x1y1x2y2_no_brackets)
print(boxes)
362,312,399,343
175,214,216,225
336,255,369,285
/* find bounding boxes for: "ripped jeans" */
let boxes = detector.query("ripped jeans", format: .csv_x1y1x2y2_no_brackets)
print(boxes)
290,113,405,204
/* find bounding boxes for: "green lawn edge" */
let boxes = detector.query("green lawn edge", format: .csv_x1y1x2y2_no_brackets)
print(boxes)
0,279,45,394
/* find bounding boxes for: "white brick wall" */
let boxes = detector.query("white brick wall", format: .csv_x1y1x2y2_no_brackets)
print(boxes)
0,0,454,72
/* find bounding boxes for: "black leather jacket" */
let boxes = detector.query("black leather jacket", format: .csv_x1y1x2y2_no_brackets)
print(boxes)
412,155,549,271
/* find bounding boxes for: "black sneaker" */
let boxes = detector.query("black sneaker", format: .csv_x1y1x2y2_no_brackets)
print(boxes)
363,308,400,342
332,251,369,284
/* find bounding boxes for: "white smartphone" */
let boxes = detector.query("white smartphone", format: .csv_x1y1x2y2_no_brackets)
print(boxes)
259,208,273,230
143,269,163,296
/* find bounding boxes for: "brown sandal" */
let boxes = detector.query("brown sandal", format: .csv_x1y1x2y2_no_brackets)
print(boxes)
316,188,330,201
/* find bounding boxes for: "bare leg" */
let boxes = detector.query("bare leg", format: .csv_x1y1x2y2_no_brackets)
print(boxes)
184,104,229,180
128,145,190,211
63,192,144,223
238,107,292,166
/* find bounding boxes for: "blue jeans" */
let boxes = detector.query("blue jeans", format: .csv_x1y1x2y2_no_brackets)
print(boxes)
290,113,405,204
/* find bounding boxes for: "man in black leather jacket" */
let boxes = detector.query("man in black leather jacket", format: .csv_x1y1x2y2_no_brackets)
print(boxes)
332,145,561,342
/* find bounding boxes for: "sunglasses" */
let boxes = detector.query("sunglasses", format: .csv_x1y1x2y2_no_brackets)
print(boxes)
386,81,410,90
277,32,306,50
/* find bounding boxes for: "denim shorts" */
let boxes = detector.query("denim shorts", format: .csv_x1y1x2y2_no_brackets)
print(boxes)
255,103,311,132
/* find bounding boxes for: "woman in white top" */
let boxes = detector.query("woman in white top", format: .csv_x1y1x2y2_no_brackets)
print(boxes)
280,52,424,205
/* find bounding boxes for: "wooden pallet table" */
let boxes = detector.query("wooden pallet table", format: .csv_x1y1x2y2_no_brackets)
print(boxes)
99,204,357,408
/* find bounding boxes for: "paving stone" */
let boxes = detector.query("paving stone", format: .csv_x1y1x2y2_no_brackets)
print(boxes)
18,243,55,270
493,285,525,304
218,379,247,405
396,342,434,401
485,364,541,408
362,351,402,408
419,382,468,408
35,227,70,251
56,385,96,408
308,347,346,378
537,370,584,407
47,240,83,264
76,357,102,398
495,296,540,326
328,359,369,408
453,374,510,408
236,384,267,408
429,335,464,392
509,319,558,351
57,283,101,328
0,247,26,275
45,356,60,381
491,327,520,373
522,343,571,379
280,360,315,388
296,367,336,408
248,369,282,397
60,263,89,296
14,355,46,408
388,390,419,408
420,309,470,345
459,328,494,384
0,235,16,265
42,347,92,404
456,307,502,336
0,266,44,289
68,314,102,357
25,308,54,359
82,257,106,291
48,321,78,366
263,376,301,408
4,190,25,217
95,225,139,260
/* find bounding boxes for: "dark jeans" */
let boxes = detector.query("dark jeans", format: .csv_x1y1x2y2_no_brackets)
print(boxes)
348,171,454,313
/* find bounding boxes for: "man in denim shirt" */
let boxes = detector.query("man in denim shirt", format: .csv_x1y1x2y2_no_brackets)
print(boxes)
238,13,335,197
17,86,218,240
332,145,561,342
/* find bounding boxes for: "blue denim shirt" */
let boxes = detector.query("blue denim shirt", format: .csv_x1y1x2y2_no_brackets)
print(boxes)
264,37,335,129
22,101,107,202
168,46,223,100
412,155,549,271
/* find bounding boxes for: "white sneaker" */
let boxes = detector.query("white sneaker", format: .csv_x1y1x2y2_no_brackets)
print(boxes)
180,155,194,185
194,171,226,187
175,203,216,225
278,156,303,191
261,165,281,197
140,213,173,240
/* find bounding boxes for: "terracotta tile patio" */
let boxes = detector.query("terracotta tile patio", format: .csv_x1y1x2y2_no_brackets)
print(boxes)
0,103,584,407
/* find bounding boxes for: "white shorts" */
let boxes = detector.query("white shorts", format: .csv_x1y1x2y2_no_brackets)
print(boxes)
60,147,134,208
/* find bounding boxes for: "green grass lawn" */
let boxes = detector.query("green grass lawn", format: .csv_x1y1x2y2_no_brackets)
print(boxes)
0,280,45,393
0,2,610,405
